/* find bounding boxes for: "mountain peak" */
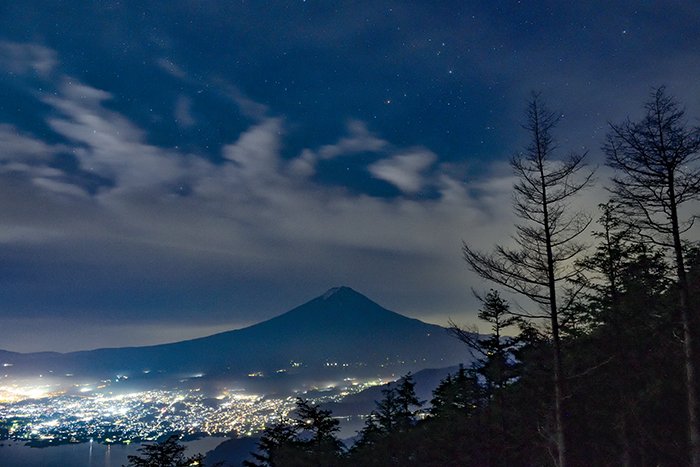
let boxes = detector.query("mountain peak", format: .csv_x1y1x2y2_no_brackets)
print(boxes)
2,286,471,381
248,286,419,337
321,286,355,300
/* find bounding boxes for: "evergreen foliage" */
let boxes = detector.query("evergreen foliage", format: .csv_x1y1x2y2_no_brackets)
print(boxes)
244,398,343,467
605,87,700,465
245,89,700,466
462,94,595,467
124,435,205,467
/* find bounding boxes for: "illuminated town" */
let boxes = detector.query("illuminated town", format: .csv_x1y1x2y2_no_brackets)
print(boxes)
0,376,386,446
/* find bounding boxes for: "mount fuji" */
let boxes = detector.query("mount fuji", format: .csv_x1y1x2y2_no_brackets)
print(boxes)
1,287,472,384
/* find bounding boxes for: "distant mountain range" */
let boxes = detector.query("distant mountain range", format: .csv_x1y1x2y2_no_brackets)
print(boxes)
323,364,462,417
1,287,472,385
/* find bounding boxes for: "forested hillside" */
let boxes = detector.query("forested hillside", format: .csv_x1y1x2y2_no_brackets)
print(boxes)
242,88,700,467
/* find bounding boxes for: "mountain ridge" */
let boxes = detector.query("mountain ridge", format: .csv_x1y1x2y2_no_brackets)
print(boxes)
2,287,471,382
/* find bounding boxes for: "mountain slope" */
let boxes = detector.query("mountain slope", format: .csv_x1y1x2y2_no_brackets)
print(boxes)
2,287,471,379
323,364,461,417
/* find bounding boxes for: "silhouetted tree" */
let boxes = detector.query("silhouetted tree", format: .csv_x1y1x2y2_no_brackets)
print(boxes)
356,374,422,440
573,218,680,464
348,373,425,465
244,422,297,467
374,386,401,434
394,373,423,430
463,94,594,467
429,365,480,418
605,86,700,466
450,291,523,466
351,412,384,451
577,202,633,326
246,399,343,467
293,398,343,460
124,434,205,467
451,291,520,395
576,202,641,465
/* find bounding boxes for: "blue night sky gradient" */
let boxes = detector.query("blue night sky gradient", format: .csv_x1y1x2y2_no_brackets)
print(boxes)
0,1,699,351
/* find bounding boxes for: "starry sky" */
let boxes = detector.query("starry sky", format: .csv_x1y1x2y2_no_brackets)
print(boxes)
1,1,699,352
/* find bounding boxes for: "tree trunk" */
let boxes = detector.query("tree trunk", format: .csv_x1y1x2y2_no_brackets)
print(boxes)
669,182,699,466
540,157,567,467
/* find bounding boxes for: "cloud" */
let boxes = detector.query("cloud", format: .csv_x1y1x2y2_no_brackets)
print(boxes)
0,124,61,163
0,41,57,76
288,149,317,178
368,149,437,194
42,78,188,193
175,96,195,127
32,177,88,197
221,118,283,179
224,84,270,121
288,120,388,177
0,51,662,352
318,120,387,159
0,124,83,195
0,77,596,325
0,77,515,335
156,57,187,79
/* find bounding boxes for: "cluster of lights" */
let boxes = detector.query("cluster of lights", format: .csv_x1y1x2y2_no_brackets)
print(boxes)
0,374,389,445
0,383,62,403
1,388,298,444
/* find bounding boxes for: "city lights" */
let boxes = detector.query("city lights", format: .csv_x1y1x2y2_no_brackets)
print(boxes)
0,376,386,446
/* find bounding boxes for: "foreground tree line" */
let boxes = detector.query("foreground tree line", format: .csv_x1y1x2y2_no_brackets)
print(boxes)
245,247,697,466
127,87,700,466
247,87,699,467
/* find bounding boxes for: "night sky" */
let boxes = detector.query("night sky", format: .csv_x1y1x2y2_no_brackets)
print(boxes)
1,1,699,352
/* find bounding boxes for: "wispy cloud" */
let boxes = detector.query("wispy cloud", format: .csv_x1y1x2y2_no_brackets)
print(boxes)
289,120,388,177
174,96,195,127
42,78,188,193
368,149,437,194
32,176,89,197
0,42,648,352
221,118,283,179
0,124,61,162
0,71,521,335
156,57,187,79
318,120,387,159
223,84,270,121
0,41,57,76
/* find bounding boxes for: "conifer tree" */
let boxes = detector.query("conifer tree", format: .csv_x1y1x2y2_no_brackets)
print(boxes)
293,398,343,454
430,366,480,417
576,202,675,464
125,434,205,467
244,422,297,467
394,373,423,430
374,386,401,434
463,94,594,467
605,87,700,466
352,412,384,451
246,399,343,467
